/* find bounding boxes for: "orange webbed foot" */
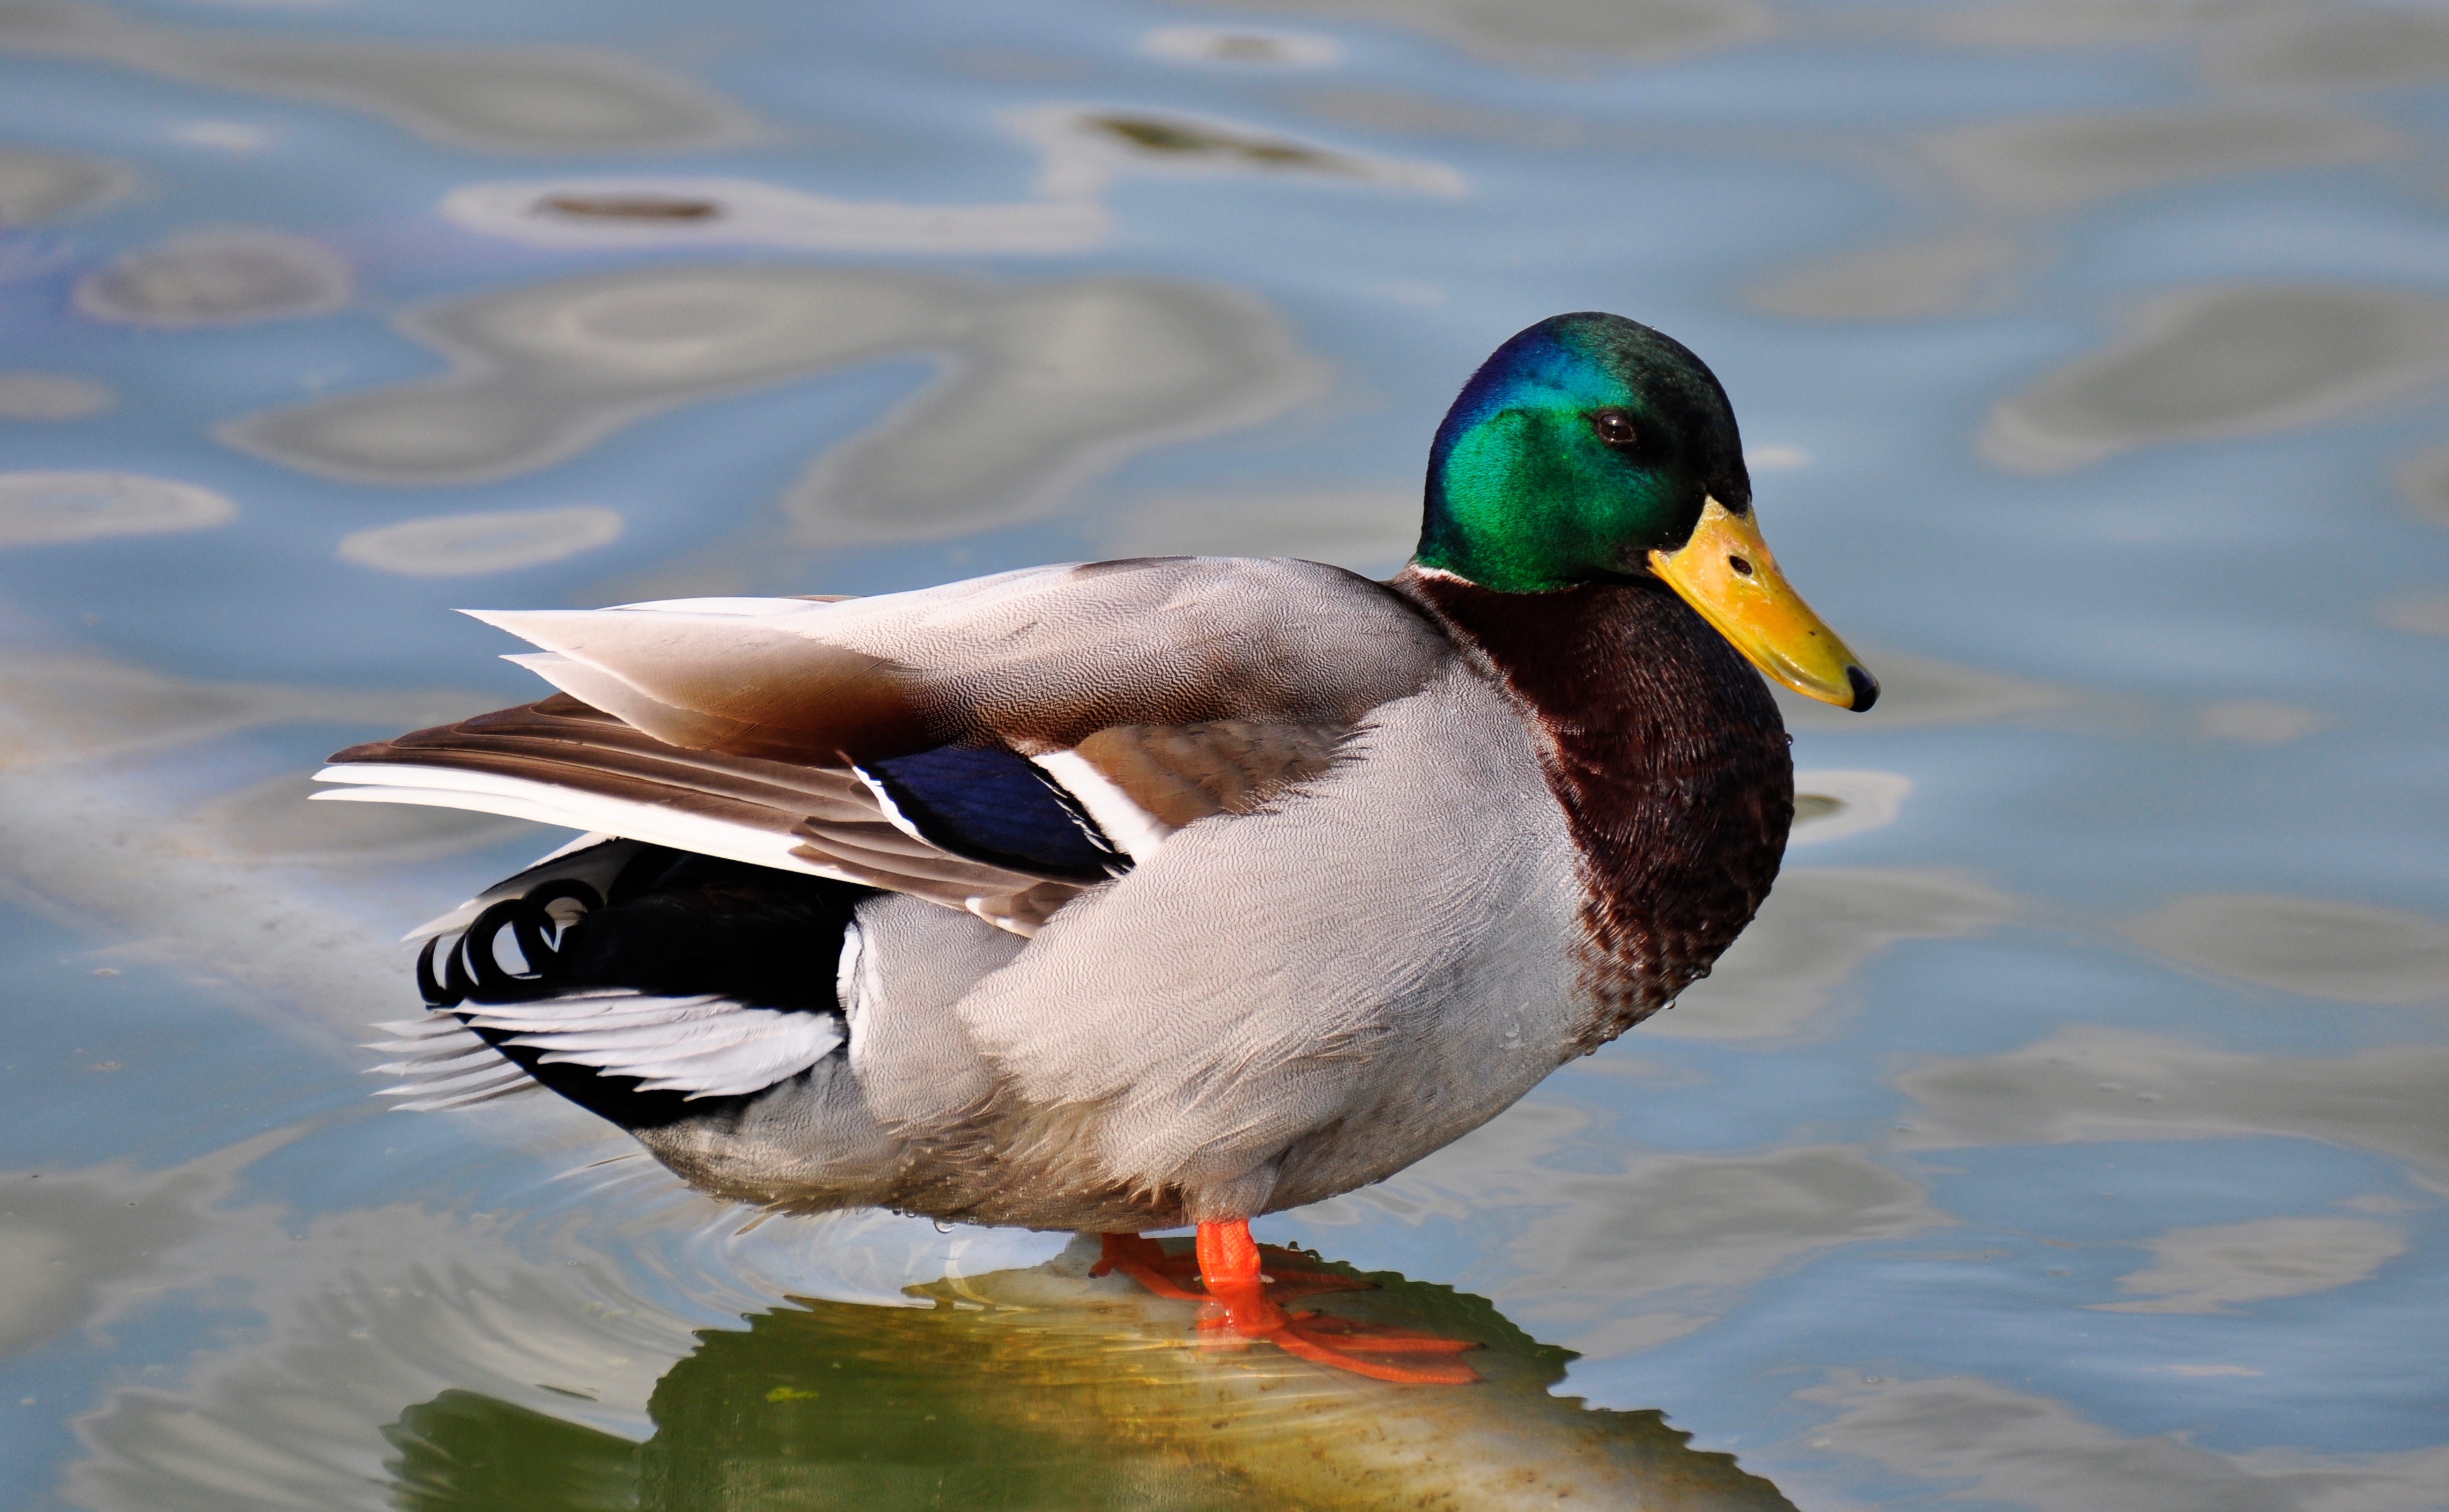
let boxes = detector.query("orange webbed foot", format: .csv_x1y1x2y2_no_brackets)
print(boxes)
1264,1315,1484,1385
1192,1220,1481,1386
1097,1225,1478,1382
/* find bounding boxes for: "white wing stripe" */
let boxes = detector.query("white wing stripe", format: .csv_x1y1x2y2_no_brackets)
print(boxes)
312,765,862,885
1030,748,1178,863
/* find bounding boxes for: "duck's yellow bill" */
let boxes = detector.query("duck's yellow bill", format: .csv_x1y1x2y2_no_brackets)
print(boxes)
1648,497,1878,711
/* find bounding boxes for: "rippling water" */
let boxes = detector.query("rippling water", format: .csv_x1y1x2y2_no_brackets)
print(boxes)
4,2,2447,1508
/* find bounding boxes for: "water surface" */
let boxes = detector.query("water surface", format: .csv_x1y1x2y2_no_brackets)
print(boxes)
3,2,2447,1507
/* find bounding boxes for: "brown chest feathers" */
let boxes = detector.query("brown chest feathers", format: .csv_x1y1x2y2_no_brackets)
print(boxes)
1394,568,1794,1045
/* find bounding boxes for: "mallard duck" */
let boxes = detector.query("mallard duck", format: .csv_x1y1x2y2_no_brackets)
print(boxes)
319,312,1873,1384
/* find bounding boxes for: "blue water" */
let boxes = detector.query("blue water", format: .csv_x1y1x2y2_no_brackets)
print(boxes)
4,1,2447,1507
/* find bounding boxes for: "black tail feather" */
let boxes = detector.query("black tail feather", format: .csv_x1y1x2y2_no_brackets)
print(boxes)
418,847,873,1130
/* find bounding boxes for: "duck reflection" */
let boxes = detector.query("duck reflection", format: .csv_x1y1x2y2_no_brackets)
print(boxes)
385,1238,1793,1511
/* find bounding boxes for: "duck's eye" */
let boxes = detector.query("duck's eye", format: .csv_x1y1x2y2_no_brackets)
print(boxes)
1590,409,1637,448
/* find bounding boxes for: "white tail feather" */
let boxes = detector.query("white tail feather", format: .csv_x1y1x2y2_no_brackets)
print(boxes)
372,990,847,1098
369,1043,503,1076
376,1060,532,1100
463,993,842,1100
368,991,842,1107
312,764,853,883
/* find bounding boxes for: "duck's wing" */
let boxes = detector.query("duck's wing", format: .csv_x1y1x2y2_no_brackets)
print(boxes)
316,556,1452,933
318,693,1089,930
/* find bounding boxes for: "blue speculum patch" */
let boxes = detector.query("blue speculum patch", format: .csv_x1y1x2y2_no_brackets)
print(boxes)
861,744,1126,880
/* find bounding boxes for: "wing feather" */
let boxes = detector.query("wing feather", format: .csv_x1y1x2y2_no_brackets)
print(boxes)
315,696,1080,919
471,558,1447,762
322,558,1458,941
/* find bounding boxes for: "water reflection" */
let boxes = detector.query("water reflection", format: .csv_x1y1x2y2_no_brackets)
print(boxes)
200,772,530,865
2092,1215,2406,1315
1749,230,2024,323
1785,770,1912,845
2193,699,2327,746
1502,1147,1941,1358
437,101,1460,265
1188,0,1772,67
2205,7,2449,91
0,140,127,226
2403,442,2449,527
2385,594,2449,638
1654,867,2010,1041
0,371,114,421
1018,106,1466,196
6,0,2448,1500
0,646,493,1054
1895,1027,2449,1188
386,1242,1795,1511
2124,894,2449,1004
337,506,626,579
1984,286,2449,471
0,1144,253,1358
1097,486,1417,574
1141,24,1344,68
1927,2,2256,50
73,227,352,329
1772,647,2066,732
224,266,1322,555
0,471,234,547
1796,1372,2449,1509
442,177,1112,256
1923,105,2398,214
0,0,754,152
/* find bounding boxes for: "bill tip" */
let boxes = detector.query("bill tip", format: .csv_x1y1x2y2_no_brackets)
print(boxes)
1846,665,1879,713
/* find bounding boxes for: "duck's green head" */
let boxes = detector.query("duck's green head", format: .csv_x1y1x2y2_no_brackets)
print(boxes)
1416,311,1877,711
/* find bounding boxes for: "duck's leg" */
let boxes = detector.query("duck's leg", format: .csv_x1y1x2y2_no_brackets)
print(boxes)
1193,1220,1481,1385
1094,1231,1371,1304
